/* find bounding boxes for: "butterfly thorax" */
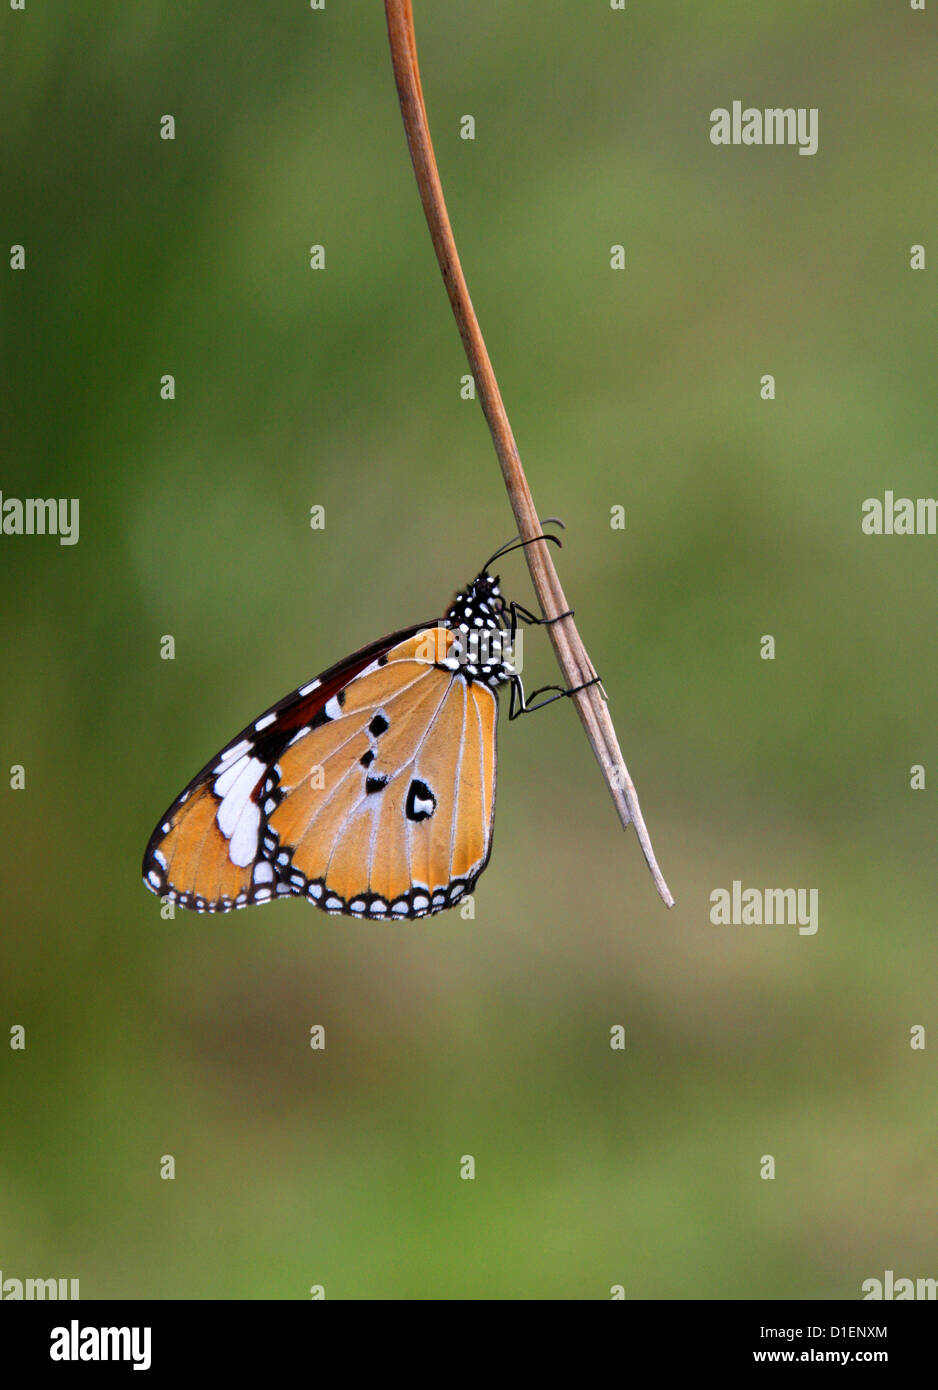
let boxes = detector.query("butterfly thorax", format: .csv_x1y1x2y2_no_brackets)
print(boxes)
441,572,515,690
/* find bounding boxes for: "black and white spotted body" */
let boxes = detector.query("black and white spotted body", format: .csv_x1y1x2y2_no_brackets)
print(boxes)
439,572,516,690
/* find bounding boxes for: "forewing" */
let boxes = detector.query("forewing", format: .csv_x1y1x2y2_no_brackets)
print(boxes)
141,622,430,912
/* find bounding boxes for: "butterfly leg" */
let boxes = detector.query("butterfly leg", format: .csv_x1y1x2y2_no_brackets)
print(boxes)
506,601,574,641
507,673,603,720
503,603,605,716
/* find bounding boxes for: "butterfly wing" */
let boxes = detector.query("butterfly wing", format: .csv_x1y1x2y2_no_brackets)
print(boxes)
142,625,497,919
270,629,497,917
142,622,428,913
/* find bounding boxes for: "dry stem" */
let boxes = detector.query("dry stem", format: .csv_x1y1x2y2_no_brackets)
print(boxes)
384,0,674,907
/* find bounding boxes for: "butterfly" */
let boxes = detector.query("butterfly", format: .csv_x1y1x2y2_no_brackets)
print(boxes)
142,529,597,920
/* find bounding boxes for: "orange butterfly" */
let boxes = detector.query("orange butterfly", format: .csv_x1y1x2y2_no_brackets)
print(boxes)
142,531,596,919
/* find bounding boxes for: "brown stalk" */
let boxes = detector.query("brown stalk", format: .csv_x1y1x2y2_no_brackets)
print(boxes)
384,0,674,907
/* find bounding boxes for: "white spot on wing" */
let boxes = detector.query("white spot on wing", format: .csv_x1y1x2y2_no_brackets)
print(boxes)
325,695,343,720
254,712,276,731
216,756,265,831
253,861,274,884
214,738,251,773
215,753,249,798
229,801,261,866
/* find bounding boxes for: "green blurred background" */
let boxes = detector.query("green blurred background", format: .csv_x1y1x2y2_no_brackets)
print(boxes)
2,1,936,1299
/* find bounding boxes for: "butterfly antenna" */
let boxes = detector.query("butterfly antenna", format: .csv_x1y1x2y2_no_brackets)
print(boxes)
482,518,565,573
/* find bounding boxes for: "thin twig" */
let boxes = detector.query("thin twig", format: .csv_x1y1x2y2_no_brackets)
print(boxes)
384,0,674,907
